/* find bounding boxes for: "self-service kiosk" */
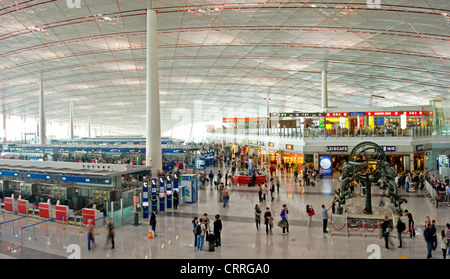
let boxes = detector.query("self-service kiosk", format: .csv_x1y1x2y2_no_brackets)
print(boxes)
166,175,172,209
173,173,180,206
151,178,158,212
142,181,149,219
158,176,166,212
180,174,198,204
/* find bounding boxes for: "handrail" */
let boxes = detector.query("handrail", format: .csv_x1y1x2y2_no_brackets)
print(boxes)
21,215,108,230
0,216,27,225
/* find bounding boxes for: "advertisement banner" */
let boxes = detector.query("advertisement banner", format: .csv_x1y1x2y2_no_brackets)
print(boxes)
319,156,333,176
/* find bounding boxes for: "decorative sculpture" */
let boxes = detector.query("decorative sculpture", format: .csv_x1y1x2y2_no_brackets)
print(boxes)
333,141,407,215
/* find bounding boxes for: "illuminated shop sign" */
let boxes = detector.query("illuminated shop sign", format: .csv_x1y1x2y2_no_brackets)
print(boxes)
286,144,294,150
326,146,348,152
416,145,424,151
381,146,396,152
326,112,349,117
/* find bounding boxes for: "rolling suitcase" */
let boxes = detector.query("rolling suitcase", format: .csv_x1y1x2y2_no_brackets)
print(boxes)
311,181,315,187
207,234,215,252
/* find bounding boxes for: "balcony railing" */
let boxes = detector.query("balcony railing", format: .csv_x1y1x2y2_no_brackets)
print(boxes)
207,126,443,139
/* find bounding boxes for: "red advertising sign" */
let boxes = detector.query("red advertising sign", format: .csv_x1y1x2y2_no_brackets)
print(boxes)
39,203,50,219
82,208,96,225
55,205,68,221
366,111,401,116
326,112,349,117
222,118,237,123
17,200,28,215
4,197,13,212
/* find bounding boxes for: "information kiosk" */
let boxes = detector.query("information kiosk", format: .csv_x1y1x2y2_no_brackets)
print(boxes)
166,175,172,209
151,178,158,212
142,180,149,219
180,174,198,204
159,176,166,211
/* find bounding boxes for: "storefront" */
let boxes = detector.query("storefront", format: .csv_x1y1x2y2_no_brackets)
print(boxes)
280,150,304,172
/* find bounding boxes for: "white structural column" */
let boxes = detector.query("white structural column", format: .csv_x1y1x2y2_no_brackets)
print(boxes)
69,101,74,140
88,116,91,138
146,8,162,172
321,62,328,111
39,79,46,145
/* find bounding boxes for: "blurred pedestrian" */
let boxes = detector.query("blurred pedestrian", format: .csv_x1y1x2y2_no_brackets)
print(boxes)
213,214,222,247
86,219,95,251
264,207,273,235
424,223,433,259
105,218,115,249
322,203,332,233
150,208,157,237
222,186,229,207
381,216,393,249
255,204,261,230
404,209,415,238
396,216,406,248
192,217,198,248
173,190,179,209
280,204,289,233
307,205,315,228
441,230,448,259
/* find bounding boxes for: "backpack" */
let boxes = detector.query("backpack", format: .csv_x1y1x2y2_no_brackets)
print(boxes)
195,224,202,235
397,221,405,232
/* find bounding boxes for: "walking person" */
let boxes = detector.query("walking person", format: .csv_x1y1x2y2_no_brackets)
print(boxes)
213,214,222,247
173,190,179,209
208,170,214,187
396,216,406,248
150,208,157,237
105,218,115,249
446,223,450,256
264,207,273,235
255,204,261,230
431,219,438,251
441,230,448,259
424,223,433,259
222,186,229,207
307,205,315,228
381,216,393,249
276,176,280,194
192,217,199,248
404,210,415,239
280,204,289,233
196,218,206,251
322,203,332,233
258,184,263,202
86,219,96,251
270,182,275,201
263,183,268,201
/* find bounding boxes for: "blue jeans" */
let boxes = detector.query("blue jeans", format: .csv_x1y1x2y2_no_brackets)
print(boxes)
197,235,204,250
223,196,229,207
88,232,95,250
427,241,433,259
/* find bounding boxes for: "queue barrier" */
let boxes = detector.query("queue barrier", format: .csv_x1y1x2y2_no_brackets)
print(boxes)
330,215,413,238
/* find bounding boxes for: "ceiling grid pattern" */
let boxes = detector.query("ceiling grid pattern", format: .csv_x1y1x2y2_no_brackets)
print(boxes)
0,0,448,134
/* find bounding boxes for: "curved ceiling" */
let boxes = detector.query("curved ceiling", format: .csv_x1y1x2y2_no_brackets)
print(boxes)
0,0,449,135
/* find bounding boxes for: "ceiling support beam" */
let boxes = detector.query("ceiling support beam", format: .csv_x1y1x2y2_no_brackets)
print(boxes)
146,8,162,173
39,79,46,145
321,62,328,112
69,101,74,140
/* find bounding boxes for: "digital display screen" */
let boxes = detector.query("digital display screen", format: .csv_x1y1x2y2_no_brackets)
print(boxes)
166,191,172,195
159,193,165,198
142,202,149,207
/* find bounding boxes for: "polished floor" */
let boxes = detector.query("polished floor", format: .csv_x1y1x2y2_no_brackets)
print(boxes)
1,166,449,260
